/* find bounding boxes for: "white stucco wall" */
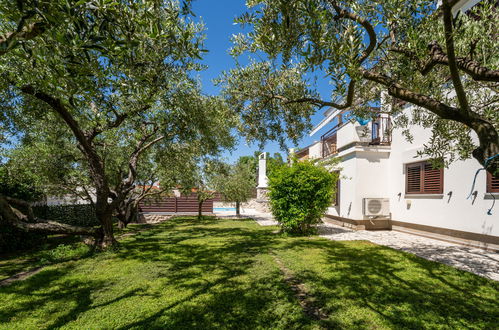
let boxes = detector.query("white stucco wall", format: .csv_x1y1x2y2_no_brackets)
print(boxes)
308,141,323,159
337,122,361,149
327,151,357,218
45,195,93,206
328,147,391,219
326,106,499,238
387,110,498,237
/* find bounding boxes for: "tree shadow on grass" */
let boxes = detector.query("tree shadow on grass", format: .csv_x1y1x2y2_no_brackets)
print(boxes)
115,258,315,330
0,217,317,329
273,238,499,329
0,264,104,326
0,260,172,329
5,217,496,329
112,219,319,329
116,223,276,285
0,235,83,281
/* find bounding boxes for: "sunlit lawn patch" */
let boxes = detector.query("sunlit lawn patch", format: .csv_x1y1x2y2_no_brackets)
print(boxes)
0,217,497,329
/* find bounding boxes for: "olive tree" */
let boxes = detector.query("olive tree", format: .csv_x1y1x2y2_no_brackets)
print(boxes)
0,0,235,247
210,160,256,216
220,0,499,174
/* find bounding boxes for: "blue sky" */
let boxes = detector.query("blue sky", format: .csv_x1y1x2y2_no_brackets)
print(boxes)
191,1,331,162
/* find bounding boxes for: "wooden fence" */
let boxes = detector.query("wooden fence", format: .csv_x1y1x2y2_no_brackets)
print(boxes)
139,195,214,213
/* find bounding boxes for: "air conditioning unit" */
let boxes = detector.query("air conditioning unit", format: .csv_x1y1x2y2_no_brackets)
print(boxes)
363,198,390,217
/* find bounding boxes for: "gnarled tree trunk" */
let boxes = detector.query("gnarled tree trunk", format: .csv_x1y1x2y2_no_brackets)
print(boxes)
469,118,499,175
95,206,117,247
0,194,100,238
117,199,139,229
236,201,241,217
198,200,203,220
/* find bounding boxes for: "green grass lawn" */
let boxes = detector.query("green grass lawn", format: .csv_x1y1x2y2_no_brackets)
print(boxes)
0,217,498,329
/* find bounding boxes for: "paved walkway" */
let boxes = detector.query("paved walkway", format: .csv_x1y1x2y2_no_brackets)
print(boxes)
318,222,499,281
229,209,499,281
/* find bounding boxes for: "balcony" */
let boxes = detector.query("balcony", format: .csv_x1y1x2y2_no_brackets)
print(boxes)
321,125,340,158
295,147,310,161
370,116,392,146
320,115,392,158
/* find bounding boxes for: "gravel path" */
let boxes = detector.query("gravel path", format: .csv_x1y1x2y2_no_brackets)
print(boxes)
318,222,499,281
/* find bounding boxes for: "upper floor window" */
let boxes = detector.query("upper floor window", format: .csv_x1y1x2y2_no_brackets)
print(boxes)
487,171,499,193
406,161,443,194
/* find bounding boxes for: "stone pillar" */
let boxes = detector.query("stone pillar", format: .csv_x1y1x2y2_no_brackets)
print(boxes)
255,152,270,212
257,152,268,189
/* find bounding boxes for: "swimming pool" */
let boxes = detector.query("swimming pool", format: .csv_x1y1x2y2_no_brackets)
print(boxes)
214,207,236,212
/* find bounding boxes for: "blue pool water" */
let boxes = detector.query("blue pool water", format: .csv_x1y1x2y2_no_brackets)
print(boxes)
214,207,236,212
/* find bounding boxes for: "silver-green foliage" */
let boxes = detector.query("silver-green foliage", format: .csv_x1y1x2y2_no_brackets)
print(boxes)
0,0,236,243
221,0,499,173
211,160,256,208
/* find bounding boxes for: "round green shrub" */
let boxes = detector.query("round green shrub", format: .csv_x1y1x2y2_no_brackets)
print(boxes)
268,161,338,234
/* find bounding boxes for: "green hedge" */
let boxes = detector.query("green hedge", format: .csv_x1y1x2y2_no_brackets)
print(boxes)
33,204,100,228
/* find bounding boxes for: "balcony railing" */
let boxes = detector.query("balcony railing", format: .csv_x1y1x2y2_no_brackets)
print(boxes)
321,124,340,158
320,115,392,159
370,116,392,146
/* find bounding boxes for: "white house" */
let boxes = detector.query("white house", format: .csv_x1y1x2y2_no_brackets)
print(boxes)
291,0,498,250
294,102,498,250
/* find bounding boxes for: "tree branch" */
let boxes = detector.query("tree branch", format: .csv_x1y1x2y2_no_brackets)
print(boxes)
274,80,356,109
88,104,153,141
319,1,377,110
389,7,499,85
0,194,99,237
360,69,465,120
441,1,470,114
20,86,91,151
0,21,46,56
360,67,498,173
112,129,166,209
80,185,96,207
327,1,377,65
430,41,499,82
18,85,110,192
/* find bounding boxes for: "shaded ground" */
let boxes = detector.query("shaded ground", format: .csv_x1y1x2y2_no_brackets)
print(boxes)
0,235,82,282
0,217,498,329
0,224,147,284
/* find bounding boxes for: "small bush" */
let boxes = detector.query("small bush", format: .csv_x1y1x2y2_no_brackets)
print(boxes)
268,161,338,234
